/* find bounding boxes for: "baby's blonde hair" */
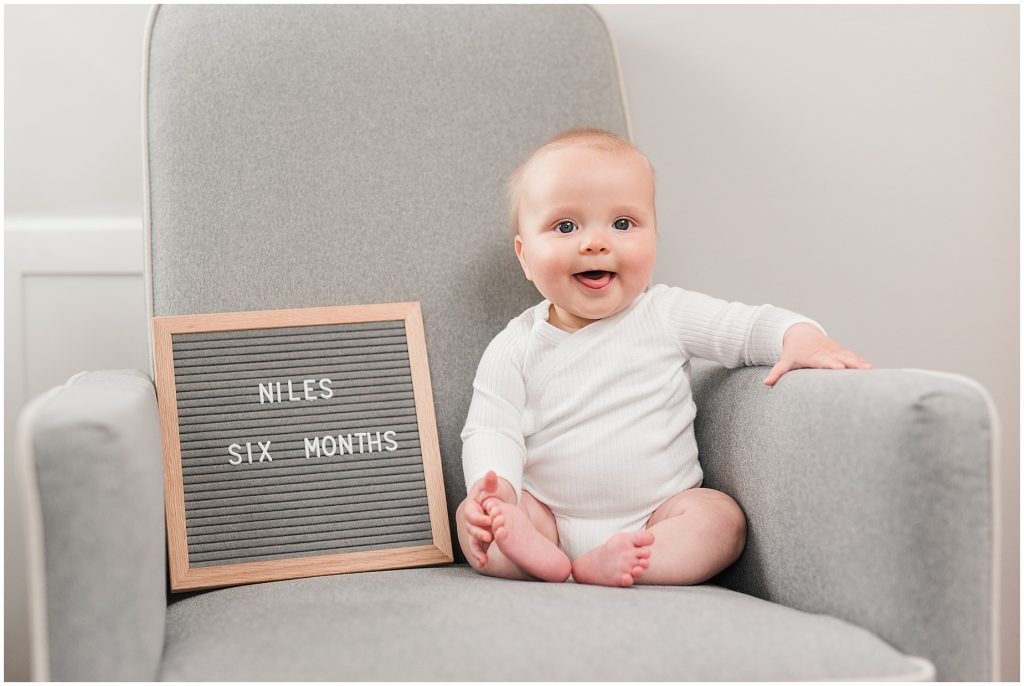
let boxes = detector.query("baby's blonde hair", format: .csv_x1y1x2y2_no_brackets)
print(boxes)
505,127,656,235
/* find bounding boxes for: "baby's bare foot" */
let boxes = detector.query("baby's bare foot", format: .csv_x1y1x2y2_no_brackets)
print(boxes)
484,499,571,582
570,530,654,587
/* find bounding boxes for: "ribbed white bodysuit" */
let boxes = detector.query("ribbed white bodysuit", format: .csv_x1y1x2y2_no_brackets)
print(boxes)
461,284,821,561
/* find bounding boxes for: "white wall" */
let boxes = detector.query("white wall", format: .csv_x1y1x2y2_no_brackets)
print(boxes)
5,5,148,217
4,4,1018,681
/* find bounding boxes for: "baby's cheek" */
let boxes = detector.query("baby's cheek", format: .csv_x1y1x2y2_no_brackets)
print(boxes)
534,254,572,282
624,245,657,281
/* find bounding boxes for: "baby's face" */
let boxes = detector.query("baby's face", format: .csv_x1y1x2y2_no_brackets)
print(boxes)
514,144,657,332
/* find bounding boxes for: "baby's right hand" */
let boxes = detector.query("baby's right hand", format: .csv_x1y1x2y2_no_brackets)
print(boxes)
462,471,516,567
470,470,517,510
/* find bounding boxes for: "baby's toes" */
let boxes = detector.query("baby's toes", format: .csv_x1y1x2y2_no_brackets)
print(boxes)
633,530,655,548
625,556,649,582
491,515,509,541
625,549,650,580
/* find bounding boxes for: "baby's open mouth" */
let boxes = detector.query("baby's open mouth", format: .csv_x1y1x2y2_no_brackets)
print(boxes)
574,270,616,289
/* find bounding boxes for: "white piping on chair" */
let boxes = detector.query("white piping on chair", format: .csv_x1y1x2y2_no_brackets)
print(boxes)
17,371,89,682
901,655,939,682
901,368,1003,681
141,4,161,380
825,654,937,682
586,5,635,142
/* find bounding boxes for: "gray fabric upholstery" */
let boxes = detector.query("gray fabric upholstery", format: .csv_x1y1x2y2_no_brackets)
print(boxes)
30,364,1001,679
22,370,167,681
144,3,629,550
161,566,932,681
690,362,995,681
23,363,994,680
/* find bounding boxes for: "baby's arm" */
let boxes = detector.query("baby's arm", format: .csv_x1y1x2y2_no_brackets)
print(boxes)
655,285,869,382
458,322,528,567
762,322,872,386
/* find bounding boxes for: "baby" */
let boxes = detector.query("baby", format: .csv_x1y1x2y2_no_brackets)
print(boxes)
456,128,871,587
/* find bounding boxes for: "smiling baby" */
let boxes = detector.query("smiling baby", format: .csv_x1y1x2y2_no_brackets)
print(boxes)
455,128,871,587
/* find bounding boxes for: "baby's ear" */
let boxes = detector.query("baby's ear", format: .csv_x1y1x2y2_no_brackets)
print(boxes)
514,234,532,281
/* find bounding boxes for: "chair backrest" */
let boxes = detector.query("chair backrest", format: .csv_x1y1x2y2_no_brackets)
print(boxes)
144,4,630,559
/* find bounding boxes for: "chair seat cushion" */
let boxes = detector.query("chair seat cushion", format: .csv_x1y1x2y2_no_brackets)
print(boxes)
160,566,934,681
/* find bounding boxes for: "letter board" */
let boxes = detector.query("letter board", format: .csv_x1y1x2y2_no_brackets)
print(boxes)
152,302,452,592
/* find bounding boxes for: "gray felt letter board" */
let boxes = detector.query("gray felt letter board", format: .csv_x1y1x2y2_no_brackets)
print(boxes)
153,303,452,591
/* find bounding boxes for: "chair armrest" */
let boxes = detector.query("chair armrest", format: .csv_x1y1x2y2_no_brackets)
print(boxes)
690,363,998,681
17,370,167,681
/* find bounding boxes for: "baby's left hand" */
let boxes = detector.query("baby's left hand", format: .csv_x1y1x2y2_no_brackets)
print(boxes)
764,323,872,387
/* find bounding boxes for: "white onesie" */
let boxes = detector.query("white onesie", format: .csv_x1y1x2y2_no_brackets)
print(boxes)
461,284,822,561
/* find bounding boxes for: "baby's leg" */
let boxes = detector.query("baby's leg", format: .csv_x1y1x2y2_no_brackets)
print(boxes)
457,490,570,582
635,487,747,586
483,491,571,582
569,530,654,587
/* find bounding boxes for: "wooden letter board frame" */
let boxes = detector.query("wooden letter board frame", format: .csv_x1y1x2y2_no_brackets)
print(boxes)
153,302,453,592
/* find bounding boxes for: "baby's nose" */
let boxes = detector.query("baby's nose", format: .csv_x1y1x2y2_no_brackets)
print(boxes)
580,234,610,254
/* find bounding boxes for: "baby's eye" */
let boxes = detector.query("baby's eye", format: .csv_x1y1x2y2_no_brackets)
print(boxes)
555,220,577,234
613,218,634,231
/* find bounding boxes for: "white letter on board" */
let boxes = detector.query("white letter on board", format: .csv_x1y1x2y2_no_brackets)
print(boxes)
319,378,334,400
303,379,316,400
258,441,272,462
384,431,398,451
321,435,337,456
228,443,243,465
287,380,301,401
339,434,353,455
304,437,321,458
258,383,275,404
367,432,383,452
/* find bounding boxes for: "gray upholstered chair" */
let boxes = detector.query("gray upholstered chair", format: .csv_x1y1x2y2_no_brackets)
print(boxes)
16,5,999,680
